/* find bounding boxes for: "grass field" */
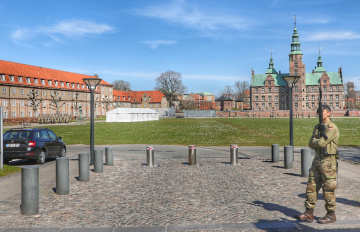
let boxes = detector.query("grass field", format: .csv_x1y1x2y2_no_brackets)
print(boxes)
42,117,360,147
0,165,21,177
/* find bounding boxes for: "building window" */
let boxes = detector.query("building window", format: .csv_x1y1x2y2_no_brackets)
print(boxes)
61,82,64,87
324,95,327,100
12,100,16,106
268,103,272,108
9,75,14,82
66,82,70,87
312,102,315,108
268,88,271,93
21,100,24,106
77,84,80,89
0,74,5,81
261,96,265,101
306,95,309,101
330,102,333,107
43,90,47,96
34,79,38,84
268,96,272,101
262,103,265,108
82,84,85,89
255,88,258,93
12,112,16,118
275,96,278,101
11,88,15,94
71,83,75,88
3,87,6,93
311,87,315,92
336,102,339,107
330,95,333,100
275,87,278,92
55,81,58,86
323,86,327,91
336,86,339,91
261,88,265,93
48,80,52,86
268,81,271,85
2,100,7,106
311,95,315,101
294,86,298,92
294,95,298,100
18,76,23,83
336,95,339,100
275,103,278,108
21,88,24,95
41,79,45,85
26,77,31,83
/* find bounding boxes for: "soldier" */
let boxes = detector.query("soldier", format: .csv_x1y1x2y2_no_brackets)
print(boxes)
295,105,339,224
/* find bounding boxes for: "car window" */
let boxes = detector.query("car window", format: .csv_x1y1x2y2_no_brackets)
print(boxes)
34,131,41,139
40,130,50,139
47,130,57,140
4,131,30,139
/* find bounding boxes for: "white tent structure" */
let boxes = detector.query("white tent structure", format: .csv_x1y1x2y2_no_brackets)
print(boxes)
106,108,160,122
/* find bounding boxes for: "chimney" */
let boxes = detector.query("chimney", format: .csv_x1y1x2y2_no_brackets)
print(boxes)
312,69,314,74
279,70,281,74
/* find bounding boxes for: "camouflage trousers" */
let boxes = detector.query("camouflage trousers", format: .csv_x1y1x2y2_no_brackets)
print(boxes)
305,154,337,212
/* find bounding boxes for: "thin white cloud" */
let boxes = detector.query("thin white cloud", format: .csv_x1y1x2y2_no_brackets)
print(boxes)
183,74,242,81
303,31,360,41
142,40,177,49
11,19,114,42
131,0,249,32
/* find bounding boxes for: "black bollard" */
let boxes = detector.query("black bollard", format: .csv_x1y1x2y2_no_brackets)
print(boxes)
284,146,293,169
188,145,196,165
94,149,103,173
21,166,39,215
230,144,238,165
105,147,114,166
79,153,90,182
301,148,312,177
146,146,155,167
272,144,279,163
56,157,69,195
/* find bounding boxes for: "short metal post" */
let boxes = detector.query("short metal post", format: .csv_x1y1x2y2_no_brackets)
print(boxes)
21,166,39,215
79,153,90,182
146,146,155,167
94,149,103,173
230,144,238,165
56,157,69,195
272,144,279,163
284,146,293,169
188,145,196,165
301,148,312,177
105,147,114,166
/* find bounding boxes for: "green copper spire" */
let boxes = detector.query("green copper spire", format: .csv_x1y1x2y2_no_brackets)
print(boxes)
289,16,302,55
314,46,326,72
266,48,277,74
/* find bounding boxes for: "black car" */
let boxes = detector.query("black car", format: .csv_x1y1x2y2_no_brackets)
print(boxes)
3,128,66,164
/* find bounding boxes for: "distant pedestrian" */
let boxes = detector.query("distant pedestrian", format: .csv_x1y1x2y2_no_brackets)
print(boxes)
295,105,339,224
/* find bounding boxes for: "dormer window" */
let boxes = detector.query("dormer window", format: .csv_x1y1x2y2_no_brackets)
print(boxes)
55,81,58,86
41,79,45,85
0,75,5,81
66,82,70,87
77,83,80,89
81,84,85,89
9,75,14,82
61,81,64,87
18,76,23,83
34,79,38,84
71,83,75,88
26,77,31,83
48,80,52,86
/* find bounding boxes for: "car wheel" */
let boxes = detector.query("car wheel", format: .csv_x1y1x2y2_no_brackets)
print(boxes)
36,150,46,164
60,147,66,157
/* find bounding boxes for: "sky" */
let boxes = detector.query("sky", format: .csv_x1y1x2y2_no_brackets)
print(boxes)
1,0,360,96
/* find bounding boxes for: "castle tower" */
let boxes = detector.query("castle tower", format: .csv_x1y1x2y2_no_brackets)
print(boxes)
288,16,305,110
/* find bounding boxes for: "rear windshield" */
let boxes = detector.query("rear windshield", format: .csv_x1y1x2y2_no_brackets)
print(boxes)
4,131,31,139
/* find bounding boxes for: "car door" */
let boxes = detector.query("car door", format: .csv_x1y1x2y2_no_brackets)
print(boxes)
47,130,62,156
40,130,55,156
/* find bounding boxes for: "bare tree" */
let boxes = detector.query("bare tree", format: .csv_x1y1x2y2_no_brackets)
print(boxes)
49,91,65,114
344,81,356,109
112,80,132,91
234,81,250,104
26,89,44,117
155,70,187,108
220,85,234,96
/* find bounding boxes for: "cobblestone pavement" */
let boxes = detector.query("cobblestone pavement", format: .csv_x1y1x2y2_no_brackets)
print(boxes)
0,145,359,231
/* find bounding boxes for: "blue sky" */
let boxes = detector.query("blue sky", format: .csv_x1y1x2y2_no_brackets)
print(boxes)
1,0,360,96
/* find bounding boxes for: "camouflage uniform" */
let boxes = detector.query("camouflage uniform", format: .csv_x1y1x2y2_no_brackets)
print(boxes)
306,120,339,212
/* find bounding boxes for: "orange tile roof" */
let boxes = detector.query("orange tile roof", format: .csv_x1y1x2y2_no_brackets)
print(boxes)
128,91,165,103
0,60,111,92
113,90,131,102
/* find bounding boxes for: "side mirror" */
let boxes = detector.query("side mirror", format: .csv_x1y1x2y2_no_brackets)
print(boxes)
58,137,62,140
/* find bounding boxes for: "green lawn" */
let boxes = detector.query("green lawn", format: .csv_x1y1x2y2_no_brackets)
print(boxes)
42,117,360,147
0,165,21,177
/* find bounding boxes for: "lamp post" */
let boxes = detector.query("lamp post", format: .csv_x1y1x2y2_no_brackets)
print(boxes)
282,75,300,146
83,77,102,165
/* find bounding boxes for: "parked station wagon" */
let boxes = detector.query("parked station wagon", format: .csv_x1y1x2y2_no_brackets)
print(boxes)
3,128,66,164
